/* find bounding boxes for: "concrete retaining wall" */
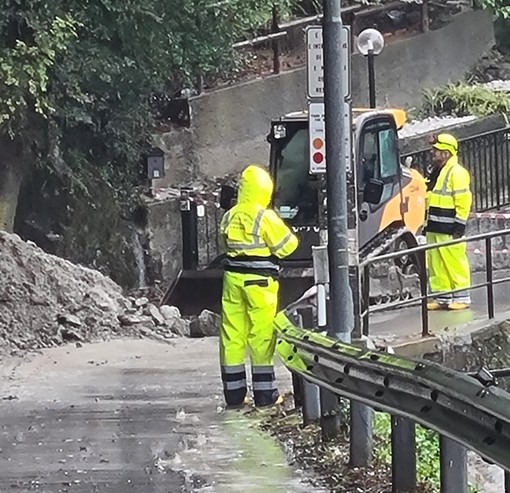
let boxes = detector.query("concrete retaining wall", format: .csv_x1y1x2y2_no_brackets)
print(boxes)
153,9,494,186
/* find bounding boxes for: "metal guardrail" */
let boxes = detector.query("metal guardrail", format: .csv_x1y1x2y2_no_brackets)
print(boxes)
232,0,430,76
403,126,510,212
274,310,510,490
361,227,510,337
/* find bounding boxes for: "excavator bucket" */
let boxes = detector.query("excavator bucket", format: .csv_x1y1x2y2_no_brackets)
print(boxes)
161,268,314,317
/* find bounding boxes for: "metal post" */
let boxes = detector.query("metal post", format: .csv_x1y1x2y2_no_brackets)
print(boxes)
505,470,510,493
303,380,321,425
321,0,351,440
350,401,373,467
298,246,327,427
362,264,370,336
421,0,430,32
418,250,429,337
180,189,199,270
494,133,501,209
391,416,417,492
291,372,303,408
440,436,468,493
486,237,495,319
271,5,281,74
367,51,376,108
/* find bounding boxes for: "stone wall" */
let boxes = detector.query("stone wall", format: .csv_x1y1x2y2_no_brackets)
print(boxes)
145,197,183,285
153,8,495,187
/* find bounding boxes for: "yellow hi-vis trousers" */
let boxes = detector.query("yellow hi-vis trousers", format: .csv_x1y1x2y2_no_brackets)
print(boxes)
220,271,279,407
426,232,471,304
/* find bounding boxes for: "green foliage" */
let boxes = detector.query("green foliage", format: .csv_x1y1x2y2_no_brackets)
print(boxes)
0,0,296,279
476,0,510,19
420,82,510,118
374,413,480,493
0,0,297,176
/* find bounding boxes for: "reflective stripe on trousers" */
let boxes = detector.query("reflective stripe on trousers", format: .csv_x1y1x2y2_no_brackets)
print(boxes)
426,232,471,304
252,365,277,407
221,364,247,407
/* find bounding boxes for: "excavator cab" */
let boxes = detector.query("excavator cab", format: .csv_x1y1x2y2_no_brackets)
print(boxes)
269,109,426,260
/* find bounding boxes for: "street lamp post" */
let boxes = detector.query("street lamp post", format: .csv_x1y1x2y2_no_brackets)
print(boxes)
356,28,385,108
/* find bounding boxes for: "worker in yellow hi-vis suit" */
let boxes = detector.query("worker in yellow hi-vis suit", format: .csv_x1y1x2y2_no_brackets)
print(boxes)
219,164,299,408
425,134,472,311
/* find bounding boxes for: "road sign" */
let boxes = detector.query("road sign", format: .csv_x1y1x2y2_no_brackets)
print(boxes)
309,102,325,173
308,101,352,174
306,25,351,100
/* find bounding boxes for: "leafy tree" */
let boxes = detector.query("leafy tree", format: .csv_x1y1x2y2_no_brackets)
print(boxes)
0,0,291,281
477,0,510,18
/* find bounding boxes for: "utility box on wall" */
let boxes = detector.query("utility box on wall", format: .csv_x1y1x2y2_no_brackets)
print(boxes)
147,147,165,179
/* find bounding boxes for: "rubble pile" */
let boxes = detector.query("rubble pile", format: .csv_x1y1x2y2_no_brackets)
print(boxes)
0,232,189,354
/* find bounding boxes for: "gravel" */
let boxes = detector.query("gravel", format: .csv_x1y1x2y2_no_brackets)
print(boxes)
484,79,510,92
398,115,477,139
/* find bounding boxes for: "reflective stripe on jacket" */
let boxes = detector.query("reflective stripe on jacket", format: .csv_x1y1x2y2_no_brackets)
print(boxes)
426,155,472,235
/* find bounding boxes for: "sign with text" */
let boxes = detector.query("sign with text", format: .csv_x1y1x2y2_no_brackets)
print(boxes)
306,25,351,100
309,102,326,173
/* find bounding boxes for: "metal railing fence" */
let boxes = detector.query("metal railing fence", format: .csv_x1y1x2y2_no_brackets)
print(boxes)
231,1,430,77
360,228,510,337
403,126,510,212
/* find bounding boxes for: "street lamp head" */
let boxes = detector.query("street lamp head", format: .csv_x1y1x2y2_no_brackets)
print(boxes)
356,28,385,56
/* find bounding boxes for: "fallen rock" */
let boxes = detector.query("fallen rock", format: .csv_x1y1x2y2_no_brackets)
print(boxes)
160,305,191,337
135,297,149,307
57,314,82,328
190,310,221,337
147,304,165,325
60,328,84,343
118,314,152,326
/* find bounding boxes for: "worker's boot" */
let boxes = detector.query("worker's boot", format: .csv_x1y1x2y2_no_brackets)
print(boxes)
427,300,448,311
448,301,470,311
254,390,282,408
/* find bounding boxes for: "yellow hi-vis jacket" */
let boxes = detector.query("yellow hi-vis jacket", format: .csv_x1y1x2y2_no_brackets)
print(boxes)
220,165,299,276
426,155,472,236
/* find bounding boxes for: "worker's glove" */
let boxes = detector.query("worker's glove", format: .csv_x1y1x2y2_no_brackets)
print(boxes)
452,231,463,240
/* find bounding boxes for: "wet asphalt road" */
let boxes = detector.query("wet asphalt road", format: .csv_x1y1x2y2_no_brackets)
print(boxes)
369,272,510,339
0,339,320,493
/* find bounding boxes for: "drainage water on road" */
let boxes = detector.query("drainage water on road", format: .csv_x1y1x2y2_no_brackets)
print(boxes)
171,411,326,493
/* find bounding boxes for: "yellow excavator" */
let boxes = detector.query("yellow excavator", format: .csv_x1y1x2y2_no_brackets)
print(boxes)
163,108,427,315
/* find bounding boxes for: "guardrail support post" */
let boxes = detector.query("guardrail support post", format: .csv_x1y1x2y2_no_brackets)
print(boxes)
350,400,373,467
440,436,467,493
303,380,321,425
418,249,429,337
391,416,416,492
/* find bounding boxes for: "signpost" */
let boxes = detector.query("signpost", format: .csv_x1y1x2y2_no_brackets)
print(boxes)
306,26,351,175
309,102,325,174
306,26,351,100
305,5,372,465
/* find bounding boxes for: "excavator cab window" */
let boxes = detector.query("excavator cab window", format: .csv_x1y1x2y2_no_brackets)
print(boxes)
270,121,319,226
358,118,399,206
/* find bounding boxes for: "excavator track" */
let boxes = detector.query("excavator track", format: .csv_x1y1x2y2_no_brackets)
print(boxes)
360,227,422,310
